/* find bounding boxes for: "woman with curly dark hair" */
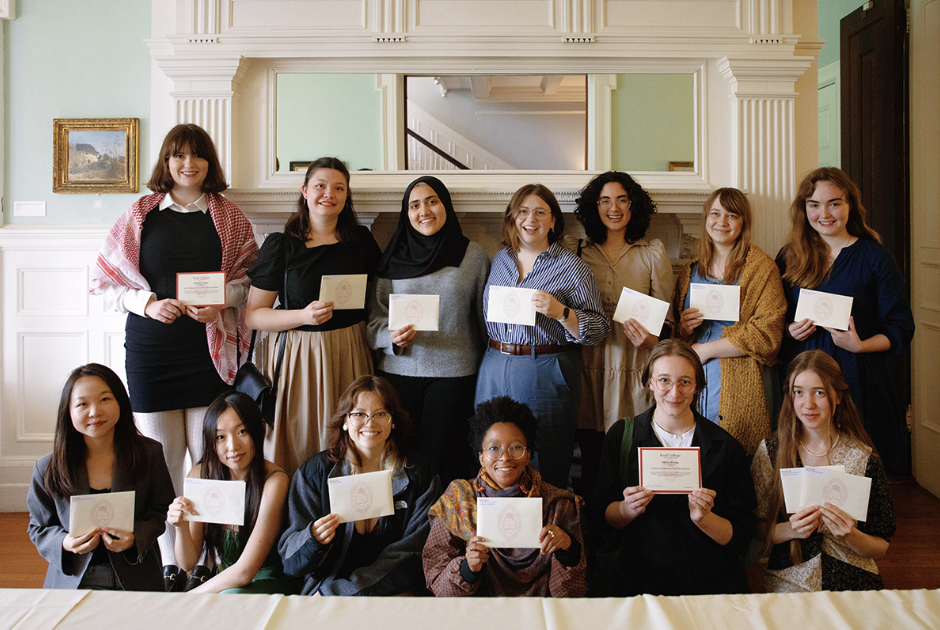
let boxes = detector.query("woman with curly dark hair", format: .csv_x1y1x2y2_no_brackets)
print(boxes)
278,376,441,596
423,396,587,597
571,171,674,493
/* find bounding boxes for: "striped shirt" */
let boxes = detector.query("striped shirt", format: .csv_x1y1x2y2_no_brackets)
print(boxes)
483,242,610,346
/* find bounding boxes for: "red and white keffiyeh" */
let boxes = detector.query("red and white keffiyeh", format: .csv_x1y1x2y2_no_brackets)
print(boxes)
90,192,259,384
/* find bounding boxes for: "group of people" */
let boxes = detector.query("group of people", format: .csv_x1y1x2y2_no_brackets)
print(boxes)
25,123,913,598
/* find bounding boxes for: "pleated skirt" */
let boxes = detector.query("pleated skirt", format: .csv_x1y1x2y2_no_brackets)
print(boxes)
260,322,374,477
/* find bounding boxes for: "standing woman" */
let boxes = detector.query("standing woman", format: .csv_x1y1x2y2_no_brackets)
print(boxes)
571,171,674,493
367,176,489,483
776,167,914,475
90,124,259,566
476,184,609,489
673,188,786,455
27,364,174,590
751,350,895,592
247,158,382,477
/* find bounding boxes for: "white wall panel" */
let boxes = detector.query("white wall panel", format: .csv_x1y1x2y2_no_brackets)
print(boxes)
18,268,88,317
228,0,369,30
17,332,86,441
413,0,555,30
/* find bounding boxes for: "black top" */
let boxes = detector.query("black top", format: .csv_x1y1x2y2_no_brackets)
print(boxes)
248,228,382,332
589,408,757,596
125,209,227,412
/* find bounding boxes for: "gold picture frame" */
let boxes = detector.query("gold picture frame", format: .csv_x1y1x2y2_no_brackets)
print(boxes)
53,118,139,193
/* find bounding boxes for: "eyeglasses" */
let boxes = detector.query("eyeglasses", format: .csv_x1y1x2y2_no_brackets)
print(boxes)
598,197,630,211
482,444,528,461
346,411,392,426
651,377,696,393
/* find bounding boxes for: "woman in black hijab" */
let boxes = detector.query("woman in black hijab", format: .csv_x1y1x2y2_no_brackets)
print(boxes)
367,176,490,482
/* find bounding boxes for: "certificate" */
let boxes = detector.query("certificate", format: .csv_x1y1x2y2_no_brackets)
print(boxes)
183,478,246,526
476,497,542,549
388,294,440,331
487,286,537,326
69,490,135,537
328,469,395,523
638,447,702,494
176,272,226,306
794,288,854,331
689,283,740,322
612,287,670,336
798,467,872,522
781,465,844,514
319,274,368,310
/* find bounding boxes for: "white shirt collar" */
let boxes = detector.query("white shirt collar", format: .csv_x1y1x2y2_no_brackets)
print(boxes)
159,192,209,214
652,420,696,448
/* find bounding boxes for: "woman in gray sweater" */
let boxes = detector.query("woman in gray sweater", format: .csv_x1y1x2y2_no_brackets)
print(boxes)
367,176,489,483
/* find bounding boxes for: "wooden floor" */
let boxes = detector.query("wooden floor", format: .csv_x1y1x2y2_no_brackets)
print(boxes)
2,478,938,591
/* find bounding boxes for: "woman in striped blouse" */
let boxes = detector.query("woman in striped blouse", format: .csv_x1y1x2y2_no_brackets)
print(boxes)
474,184,609,489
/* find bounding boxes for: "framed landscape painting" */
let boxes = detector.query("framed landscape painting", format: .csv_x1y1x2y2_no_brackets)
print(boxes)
53,118,139,193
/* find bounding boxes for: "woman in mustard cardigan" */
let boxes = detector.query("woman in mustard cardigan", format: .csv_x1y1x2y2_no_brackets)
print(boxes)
673,188,786,454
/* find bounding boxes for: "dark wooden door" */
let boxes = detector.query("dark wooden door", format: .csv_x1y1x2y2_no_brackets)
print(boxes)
841,0,911,474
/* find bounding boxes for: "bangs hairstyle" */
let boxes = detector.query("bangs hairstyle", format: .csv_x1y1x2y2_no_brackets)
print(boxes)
45,364,148,498
147,124,227,194
326,376,414,472
781,167,881,289
697,187,752,284
641,339,706,410
284,157,362,246
502,184,564,251
199,392,267,567
468,396,539,455
763,350,875,559
574,171,656,245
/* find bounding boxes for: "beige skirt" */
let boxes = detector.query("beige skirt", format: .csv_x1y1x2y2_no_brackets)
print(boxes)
259,322,374,477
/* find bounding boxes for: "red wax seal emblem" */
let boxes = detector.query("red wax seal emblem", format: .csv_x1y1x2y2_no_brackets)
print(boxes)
497,504,522,541
335,280,352,306
822,477,848,507
705,289,724,316
204,487,226,517
814,296,834,322
351,480,374,514
503,293,521,319
91,499,114,527
631,301,650,321
405,299,424,324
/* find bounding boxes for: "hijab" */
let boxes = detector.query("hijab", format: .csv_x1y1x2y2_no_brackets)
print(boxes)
376,176,470,279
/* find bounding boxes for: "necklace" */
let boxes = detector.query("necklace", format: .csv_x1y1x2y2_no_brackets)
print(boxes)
800,431,840,458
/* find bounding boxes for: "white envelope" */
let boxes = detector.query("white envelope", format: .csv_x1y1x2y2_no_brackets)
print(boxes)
388,293,440,331
799,467,872,522
486,286,537,326
476,497,542,549
781,465,845,514
183,478,246,526
319,274,368,310
69,490,135,537
794,288,854,331
176,272,226,306
612,287,670,335
638,447,702,494
689,283,741,322
328,469,395,523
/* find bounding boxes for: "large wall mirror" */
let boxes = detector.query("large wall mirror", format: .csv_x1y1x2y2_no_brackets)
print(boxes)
275,72,695,174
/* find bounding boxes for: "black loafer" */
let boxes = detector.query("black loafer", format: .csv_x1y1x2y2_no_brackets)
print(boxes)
184,565,214,592
163,565,183,592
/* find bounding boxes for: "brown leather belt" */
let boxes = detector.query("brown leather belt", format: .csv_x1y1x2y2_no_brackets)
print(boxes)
489,339,573,356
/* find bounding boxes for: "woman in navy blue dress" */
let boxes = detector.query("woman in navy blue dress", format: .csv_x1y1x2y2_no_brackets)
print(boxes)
776,167,914,474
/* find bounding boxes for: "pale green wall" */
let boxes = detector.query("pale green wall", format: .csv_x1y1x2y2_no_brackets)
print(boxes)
818,0,862,67
276,74,383,172
611,74,694,172
5,1,152,224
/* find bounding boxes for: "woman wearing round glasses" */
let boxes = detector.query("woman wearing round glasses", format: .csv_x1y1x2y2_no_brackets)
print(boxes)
590,339,756,596
278,376,441,596
570,171,675,494
423,396,587,597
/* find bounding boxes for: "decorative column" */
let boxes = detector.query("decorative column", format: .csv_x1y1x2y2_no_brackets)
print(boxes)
718,56,812,252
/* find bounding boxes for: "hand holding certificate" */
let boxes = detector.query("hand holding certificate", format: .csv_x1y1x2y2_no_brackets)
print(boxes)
319,274,368,310
328,469,395,523
612,287,670,336
69,490,135,538
780,466,871,522
794,289,853,331
389,294,440,331
176,272,226,306
689,283,740,322
183,478,246,526
476,497,542,548
487,286,537,326
638,447,702,494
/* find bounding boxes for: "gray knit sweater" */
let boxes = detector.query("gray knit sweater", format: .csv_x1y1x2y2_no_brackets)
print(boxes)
367,241,489,378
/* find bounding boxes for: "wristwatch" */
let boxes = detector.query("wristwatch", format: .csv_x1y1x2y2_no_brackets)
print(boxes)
558,306,570,321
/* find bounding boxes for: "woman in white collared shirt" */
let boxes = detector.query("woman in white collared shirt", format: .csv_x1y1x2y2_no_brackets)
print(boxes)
90,124,258,570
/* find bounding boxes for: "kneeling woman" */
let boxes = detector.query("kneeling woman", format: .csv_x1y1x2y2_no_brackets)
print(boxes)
751,350,895,592
167,391,297,593
27,364,174,590
279,376,441,595
591,339,756,596
423,397,587,597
